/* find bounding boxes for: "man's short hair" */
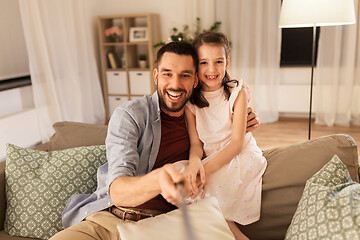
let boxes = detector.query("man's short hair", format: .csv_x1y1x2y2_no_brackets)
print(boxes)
156,41,198,71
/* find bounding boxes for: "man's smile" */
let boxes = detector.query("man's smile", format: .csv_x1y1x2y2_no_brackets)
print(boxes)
166,90,185,101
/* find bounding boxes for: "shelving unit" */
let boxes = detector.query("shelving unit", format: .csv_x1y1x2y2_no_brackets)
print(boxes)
97,13,161,121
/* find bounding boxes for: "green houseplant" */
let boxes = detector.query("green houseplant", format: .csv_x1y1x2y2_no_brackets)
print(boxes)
138,54,147,68
154,18,222,47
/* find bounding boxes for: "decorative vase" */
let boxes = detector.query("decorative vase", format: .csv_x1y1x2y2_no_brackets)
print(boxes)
111,34,122,42
121,56,126,68
139,60,147,68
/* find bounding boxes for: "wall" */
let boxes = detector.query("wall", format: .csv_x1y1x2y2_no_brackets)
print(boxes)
279,67,314,117
0,107,41,161
0,86,41,161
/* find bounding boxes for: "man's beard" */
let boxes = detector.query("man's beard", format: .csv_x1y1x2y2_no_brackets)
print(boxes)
158,89,192,113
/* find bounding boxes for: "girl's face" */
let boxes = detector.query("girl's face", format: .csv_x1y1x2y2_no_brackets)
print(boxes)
197,43,229,92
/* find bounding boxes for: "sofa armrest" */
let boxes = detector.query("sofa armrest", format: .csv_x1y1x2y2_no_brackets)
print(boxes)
0,161,5,231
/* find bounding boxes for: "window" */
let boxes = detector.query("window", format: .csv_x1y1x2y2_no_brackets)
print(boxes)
280,27,320,67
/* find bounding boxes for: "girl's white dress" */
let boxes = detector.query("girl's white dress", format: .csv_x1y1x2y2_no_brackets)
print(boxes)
179,81,267,225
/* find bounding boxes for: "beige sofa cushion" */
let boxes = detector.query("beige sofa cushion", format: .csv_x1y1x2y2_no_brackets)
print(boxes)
46,121,107,151
239,134,359,240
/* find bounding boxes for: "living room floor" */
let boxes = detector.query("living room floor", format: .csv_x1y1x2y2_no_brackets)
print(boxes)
253,118,360,157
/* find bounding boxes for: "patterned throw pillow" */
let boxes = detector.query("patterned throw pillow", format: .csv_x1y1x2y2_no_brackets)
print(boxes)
285,155,360,240
5,144,107,239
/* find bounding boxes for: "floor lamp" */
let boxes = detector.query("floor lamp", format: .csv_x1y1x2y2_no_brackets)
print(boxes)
279,0,356,140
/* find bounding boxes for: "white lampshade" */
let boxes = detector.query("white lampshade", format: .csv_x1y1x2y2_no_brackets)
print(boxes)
279,0,356,28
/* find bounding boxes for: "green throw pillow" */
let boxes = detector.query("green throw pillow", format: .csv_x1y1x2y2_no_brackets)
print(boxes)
285,155,360,240
5,144,107,239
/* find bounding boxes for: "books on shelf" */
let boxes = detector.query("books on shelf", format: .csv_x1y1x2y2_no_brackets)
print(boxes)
106,51,121,69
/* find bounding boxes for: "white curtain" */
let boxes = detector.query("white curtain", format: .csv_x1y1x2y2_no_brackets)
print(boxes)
19,0,105,142
185,0,281,123
315,0,360,126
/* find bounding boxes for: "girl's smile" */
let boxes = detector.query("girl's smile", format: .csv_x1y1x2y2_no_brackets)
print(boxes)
205,74,219,80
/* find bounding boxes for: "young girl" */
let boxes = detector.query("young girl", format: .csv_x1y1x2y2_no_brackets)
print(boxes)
182,32,267,240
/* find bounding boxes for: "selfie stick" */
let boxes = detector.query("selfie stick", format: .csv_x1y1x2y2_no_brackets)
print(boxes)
176,182,197,240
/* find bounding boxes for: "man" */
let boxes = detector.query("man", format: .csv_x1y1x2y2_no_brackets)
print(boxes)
50,41,259,240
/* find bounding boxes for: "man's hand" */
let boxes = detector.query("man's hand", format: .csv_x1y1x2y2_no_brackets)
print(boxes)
246,107,259,132
159,164,185,206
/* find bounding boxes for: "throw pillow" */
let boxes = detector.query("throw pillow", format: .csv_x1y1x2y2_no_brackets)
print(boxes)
117,196,235,240
5,144,107,239
285,155,360,240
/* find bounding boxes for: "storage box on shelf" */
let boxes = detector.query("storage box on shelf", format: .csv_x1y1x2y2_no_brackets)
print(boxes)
97,13,161,120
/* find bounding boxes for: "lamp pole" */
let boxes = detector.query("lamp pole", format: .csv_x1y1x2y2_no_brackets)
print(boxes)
308,24,316,140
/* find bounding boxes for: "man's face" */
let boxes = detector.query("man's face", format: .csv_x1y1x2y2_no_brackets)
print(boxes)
154,52,198,117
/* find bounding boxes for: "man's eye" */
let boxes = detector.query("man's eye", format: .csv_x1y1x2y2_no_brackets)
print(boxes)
199,62,207,65
181,74,191,78
217,61,223,64
163,73,171,77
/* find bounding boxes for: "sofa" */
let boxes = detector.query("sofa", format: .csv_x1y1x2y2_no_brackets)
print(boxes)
0,121,359,240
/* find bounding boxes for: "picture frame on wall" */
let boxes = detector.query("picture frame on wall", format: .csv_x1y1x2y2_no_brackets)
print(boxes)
129,27,148,42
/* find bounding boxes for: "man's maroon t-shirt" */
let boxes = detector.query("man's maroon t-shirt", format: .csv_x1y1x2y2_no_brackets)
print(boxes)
135,111,190,212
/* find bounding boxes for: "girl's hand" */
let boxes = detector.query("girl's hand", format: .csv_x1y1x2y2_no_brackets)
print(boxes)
197,174,208,199
183,158,205,198
200,162,217,198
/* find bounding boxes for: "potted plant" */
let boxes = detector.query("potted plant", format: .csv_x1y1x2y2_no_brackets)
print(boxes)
154,18,222,47
138,54,147,68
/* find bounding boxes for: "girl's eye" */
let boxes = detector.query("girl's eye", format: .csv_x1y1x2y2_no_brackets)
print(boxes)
200,62,207,65
217,60,223,64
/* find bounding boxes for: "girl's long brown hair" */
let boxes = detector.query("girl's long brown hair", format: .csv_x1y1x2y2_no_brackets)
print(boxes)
190,32,238,108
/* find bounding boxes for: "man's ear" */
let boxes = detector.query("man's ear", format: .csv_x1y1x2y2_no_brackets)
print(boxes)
153,68,158,86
